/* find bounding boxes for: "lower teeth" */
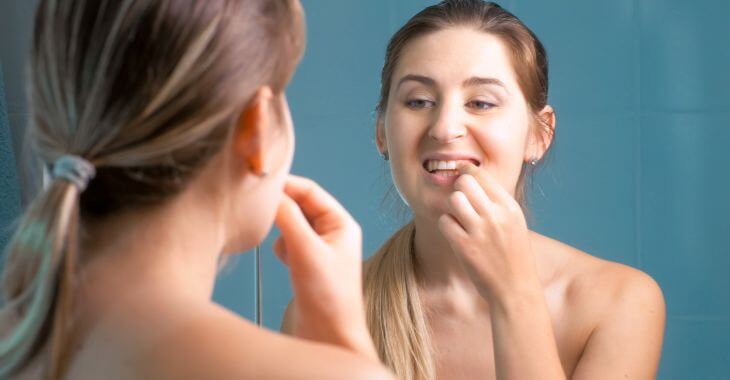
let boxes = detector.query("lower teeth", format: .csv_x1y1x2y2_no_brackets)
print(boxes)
431,170,459,177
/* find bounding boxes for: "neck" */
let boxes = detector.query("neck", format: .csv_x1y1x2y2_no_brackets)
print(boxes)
412,215,478,294
412,216,553,313
80,183,226,307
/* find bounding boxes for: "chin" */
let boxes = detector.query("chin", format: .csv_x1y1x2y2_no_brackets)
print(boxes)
222,222,274,255
409,194,451,224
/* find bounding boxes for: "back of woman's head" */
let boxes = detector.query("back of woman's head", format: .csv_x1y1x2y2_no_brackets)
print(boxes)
0,0,304,378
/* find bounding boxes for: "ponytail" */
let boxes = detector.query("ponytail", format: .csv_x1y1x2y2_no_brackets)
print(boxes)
0,178,83,379
0,155,96,379
364,222,435,380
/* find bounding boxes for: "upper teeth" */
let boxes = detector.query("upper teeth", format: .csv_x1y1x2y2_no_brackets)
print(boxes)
426,160,468,171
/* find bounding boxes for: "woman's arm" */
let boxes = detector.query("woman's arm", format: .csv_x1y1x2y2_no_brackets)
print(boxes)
488,281,567,379
441,163,665,379
439,163,566,379
571,270,665,379
273,176,379,362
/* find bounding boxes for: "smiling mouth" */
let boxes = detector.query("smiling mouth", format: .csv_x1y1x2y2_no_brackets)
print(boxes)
422,159,481,175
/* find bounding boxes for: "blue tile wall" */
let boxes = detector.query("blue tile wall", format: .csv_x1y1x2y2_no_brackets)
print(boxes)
640,112,730,317
0,65,22,252
639,0,730,112
659,317,730,379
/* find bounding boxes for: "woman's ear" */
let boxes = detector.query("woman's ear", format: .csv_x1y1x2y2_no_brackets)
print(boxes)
375,115,388,157
526,105,556,162
233,87,275,175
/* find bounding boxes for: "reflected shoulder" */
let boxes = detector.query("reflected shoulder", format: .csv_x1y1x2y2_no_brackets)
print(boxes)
535,233,665,321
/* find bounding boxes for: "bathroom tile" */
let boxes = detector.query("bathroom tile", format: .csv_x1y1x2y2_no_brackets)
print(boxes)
529,111,638,266
0,86,21,252
213,251,257,322
514,0,636,113
0,0,38,115
640,0,730,112
658,317,730,379
640,112,730,316
290,0,393,119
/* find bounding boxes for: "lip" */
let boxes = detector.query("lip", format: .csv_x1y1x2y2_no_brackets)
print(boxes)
421,152,482,186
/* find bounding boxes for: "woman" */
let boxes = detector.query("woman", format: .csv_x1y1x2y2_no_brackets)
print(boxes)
283,1,665,379
0,0,392,379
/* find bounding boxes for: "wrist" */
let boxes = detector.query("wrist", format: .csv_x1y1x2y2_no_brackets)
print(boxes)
336,323,379,362
350,332,380,362
487,279,546,318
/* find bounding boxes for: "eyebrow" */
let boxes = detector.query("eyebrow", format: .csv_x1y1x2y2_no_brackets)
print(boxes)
462,76,508,92
396,74,436,89
396,74,509,93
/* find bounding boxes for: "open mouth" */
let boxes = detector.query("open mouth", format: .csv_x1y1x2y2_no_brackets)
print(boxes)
422,159,481,176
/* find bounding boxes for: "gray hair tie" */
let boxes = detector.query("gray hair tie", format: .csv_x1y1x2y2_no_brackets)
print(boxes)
51,155,96,191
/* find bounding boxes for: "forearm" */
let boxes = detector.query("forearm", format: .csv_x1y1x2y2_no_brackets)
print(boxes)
490,284,566,380
335,318,380,363
296,305,380,364
284,300,380,364
320,297,380,363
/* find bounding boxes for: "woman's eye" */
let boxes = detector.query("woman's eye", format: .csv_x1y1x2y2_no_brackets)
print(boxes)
467,100,495,110
405,99,435,109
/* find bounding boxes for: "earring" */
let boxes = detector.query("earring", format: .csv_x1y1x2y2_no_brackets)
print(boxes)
529,157,538,166
382,151,390,161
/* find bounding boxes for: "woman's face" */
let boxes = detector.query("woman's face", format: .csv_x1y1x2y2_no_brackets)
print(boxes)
378,27,544,221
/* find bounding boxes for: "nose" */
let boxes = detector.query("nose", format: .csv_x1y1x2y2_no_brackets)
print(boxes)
428,99,466,143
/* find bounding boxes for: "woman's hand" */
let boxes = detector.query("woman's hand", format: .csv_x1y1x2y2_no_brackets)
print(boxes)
437,162,542,305
439,163,567,379
274,175,378,362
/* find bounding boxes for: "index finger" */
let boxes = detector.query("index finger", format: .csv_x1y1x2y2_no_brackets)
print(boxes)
456,162,514,206
284,175,352,228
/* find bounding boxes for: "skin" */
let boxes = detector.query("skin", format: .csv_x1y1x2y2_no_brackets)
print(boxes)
13,85,392,378
282,26,666,379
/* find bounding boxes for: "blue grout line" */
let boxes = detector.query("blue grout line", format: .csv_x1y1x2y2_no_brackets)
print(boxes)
634,0,643,270
668,314,730,322
639,109,730,115
387,0,397,35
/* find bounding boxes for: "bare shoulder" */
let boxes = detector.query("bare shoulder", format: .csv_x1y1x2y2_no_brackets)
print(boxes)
534,233,665,318
139,303,391,380
534,234,666,377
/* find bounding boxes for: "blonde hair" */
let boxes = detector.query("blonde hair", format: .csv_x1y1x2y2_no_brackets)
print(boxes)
366,1,552,379
0,0,304,379
364,222,435,380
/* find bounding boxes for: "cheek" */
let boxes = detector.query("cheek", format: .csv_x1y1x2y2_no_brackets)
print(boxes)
385,111,419,149
383,115,424,205
472,124,526,162
471,116,530,192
